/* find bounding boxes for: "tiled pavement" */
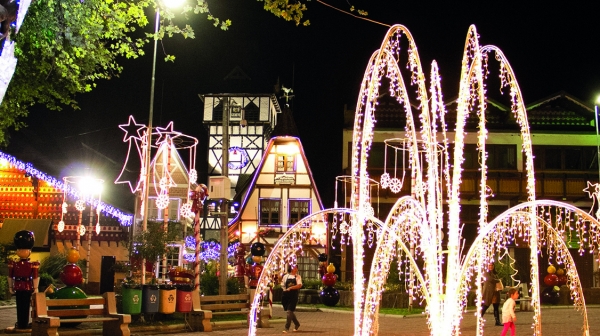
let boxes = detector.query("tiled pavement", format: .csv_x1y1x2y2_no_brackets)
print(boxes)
1,303,598,335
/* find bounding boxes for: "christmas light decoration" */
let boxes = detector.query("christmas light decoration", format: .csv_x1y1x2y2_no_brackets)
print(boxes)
0,151,133,226
246,24,599,336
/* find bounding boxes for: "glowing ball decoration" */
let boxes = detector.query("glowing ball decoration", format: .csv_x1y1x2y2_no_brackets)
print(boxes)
60,264,83,286
547,265,557,274
322,273,337,287
557,274,568,286
319,286,340,306
556,268,565,276
543,273,559,287
66,247,80,264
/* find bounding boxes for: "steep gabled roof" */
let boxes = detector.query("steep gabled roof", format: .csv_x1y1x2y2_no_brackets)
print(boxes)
270,106,300,138
226,136,324,229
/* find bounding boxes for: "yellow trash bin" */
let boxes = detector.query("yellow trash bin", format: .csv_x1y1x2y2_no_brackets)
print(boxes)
159,285,176,314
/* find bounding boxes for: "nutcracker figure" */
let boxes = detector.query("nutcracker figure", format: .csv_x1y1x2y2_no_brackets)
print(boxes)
246,242,265,289
7,230,40,330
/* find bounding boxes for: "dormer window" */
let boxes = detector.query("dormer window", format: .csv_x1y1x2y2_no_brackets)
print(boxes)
277,154,295,172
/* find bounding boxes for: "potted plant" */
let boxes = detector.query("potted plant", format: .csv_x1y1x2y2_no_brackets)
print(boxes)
123,220,183,314
127,220,183,283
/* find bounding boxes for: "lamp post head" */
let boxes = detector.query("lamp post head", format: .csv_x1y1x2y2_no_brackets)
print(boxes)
162,0,185,8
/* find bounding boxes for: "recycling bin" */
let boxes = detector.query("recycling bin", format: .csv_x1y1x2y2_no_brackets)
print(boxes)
176,284,193,312
142,285,160,313
121,287,142,314
159,284,177,314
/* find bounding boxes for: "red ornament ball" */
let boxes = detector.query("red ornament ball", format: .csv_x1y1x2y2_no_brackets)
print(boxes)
557,274,568,286
60,264,83,286
543,273,559,287
322,273,337,287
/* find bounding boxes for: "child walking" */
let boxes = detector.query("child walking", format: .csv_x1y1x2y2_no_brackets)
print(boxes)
501,287,519,336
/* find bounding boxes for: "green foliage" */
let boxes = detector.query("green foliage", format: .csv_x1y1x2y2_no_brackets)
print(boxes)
226,276,242,294
0,0,229,145
128,220,183,261
259,0,310,26
200,260,242,295
201,273,242,295
0,243,15,263
0,276,8,300
335,281,353,291
200,271,219,295
301,278,322,289
39,251,86,279
495,255,520,286
38,272,55,291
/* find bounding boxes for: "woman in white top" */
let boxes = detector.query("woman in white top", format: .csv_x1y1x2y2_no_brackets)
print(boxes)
501,287,519,336
281,265,302,333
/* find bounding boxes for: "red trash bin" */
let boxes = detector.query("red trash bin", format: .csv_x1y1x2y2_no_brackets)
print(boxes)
176,284,193,312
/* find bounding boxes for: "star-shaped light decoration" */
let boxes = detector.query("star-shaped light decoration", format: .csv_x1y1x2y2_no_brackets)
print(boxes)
155,121,178,146
115,115,147,193
584,180,600,220
118,115,146,142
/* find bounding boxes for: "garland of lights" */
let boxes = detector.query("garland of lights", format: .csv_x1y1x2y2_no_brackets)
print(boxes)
0,150,133,226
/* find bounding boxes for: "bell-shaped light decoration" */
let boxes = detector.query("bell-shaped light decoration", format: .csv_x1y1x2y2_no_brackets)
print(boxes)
79,225,86,236
57,220,65,232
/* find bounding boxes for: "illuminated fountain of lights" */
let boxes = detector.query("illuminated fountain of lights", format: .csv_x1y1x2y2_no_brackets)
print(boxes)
246,24,599,336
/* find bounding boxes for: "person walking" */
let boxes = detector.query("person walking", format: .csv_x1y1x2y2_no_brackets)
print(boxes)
481,262,503,326
281,265,302,333
501,287,519,336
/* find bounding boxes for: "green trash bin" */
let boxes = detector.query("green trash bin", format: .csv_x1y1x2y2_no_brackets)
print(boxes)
122,287,143,314
159,284,176,314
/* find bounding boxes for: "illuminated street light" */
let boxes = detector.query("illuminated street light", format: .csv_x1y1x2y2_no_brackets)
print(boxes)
61,175,104,284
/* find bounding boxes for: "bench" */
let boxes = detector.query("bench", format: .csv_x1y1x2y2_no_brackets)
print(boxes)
516,283,532,311
31,292,131,336
200,293,251,316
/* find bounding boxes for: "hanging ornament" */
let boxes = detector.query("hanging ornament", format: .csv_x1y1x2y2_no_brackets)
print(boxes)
78,225,86,236
189,169,198,184
62,202,68,214
57,220,65,233
95,223,100,235
156,194,169,209
380,172,390,189
75,200,85,211
180,202,194,219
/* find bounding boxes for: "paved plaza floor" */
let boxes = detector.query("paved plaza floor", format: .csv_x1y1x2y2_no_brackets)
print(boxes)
1,304,598,335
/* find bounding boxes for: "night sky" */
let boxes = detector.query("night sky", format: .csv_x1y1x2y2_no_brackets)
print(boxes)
4,0,600,212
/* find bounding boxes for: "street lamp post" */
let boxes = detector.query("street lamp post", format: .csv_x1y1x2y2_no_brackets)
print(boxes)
79,177,104,285
141,0,184,285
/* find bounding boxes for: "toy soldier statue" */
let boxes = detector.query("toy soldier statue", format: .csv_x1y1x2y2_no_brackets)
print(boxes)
7,230,40,330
